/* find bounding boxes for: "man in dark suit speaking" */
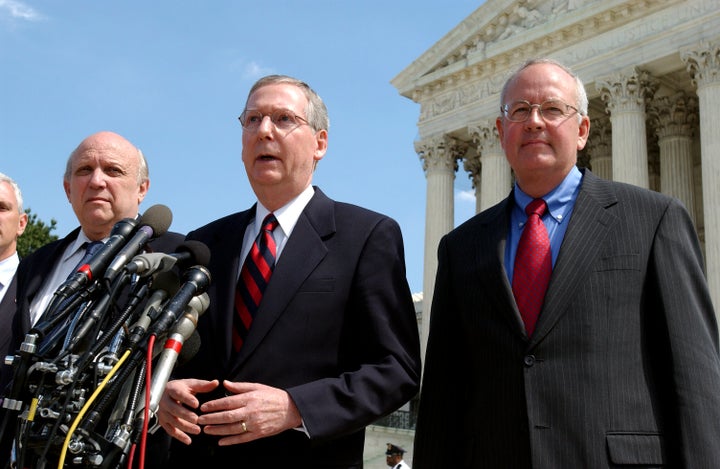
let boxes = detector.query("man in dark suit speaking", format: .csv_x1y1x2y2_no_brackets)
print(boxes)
413,58,720,468
156,75,421,468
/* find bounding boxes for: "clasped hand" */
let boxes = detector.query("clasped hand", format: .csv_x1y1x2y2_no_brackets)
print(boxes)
157,379,303,446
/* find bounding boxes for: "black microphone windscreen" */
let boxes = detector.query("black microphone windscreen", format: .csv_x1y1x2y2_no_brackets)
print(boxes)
151,271,182,295
177,330,201,366
141,204,173,237
177,240,211,268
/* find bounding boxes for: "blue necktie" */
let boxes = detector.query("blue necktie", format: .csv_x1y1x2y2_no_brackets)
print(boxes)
71,240,104,277
48,241,104,319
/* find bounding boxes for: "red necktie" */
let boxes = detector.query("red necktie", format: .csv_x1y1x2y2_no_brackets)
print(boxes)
512,199,551,337
233,214,279,352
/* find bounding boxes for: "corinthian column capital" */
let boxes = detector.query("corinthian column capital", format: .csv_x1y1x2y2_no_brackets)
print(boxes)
682,41,720,88
597,67,659,114
415,135,464,173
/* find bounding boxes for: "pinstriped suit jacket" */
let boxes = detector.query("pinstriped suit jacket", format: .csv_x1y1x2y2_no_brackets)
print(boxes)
413,169,720,468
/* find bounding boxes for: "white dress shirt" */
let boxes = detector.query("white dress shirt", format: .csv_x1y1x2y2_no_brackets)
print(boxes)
29,232,104,326
0,252,19,304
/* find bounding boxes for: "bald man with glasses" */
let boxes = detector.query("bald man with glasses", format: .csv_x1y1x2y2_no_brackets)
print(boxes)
413,58,720,468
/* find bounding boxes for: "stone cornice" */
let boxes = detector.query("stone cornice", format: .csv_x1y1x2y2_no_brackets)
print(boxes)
393,0,683,127
394,0,679,97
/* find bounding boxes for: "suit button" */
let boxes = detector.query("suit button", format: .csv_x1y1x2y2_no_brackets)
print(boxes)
523,355,535,367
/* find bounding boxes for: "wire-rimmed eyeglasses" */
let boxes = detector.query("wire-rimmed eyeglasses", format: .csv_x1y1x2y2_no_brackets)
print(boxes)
238,109,309,132
500,99,580,123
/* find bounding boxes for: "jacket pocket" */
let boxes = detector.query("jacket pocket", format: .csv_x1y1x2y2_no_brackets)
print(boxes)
296,277,335,293
606,432,665,465
594,253,641,271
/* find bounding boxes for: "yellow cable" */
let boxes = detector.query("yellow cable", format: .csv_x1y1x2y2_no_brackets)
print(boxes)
57,349,131,469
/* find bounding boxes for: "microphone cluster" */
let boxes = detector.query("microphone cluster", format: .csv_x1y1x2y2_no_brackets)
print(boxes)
1,205,212,469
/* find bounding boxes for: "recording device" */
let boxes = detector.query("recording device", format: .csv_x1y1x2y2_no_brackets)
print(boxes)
148,265,212,336
125,240,211,277
147,293,209,416
2,210,213,469
54,217,139,300
103,204,174,282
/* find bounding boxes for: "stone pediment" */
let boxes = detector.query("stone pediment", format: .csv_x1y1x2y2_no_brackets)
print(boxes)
391,0,680,103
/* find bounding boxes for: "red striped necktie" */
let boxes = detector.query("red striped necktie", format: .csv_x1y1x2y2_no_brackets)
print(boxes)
512,199,551,337
232,214,279,352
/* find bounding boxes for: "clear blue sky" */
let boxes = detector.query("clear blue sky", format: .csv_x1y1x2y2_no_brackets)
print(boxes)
0,1,482,293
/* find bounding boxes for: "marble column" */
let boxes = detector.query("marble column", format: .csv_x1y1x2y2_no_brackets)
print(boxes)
585,116,612,180
682,41,720,310
462,153,482,215
468,122,512,211
597,68,658,188
648,91,698,224
415,135,461,361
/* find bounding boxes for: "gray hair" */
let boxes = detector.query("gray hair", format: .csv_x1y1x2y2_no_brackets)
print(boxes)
500,58,588,121
245,75,330,133
0,172,24,213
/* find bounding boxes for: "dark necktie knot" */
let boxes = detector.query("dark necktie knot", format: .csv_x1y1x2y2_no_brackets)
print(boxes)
74,240,104,273
261,214,279,234
85,240,104,254
48,240,105,320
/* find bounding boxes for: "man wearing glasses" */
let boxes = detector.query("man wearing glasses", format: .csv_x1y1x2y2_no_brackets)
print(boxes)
413,58,720,468
157,75,421,468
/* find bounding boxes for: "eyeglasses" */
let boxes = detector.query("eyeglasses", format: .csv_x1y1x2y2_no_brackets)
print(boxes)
500,99,580,123
238,109,309,132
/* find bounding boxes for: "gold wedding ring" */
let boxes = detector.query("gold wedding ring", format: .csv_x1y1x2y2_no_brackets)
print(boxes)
241,421,248,433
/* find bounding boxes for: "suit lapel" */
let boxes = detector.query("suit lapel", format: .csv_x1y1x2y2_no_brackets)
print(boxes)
530,170,618,345
0,275,17,319
19,229,79,334
473,197,528,337
202,211,254,368
25,230,78,301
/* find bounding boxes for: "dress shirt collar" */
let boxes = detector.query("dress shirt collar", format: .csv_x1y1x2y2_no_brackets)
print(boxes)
513,165,582,226
254,185,315,241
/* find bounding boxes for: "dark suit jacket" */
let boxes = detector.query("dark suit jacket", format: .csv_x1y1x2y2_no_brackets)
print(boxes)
0,275,17,377
169,187,421,468
413,169,720,468
10,227,184,351
0,227,184,468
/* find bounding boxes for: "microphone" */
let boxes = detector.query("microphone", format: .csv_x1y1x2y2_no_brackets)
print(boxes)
148,265,211,337
147,293,209,415
53,217,140,300
103,204,173,282
177,328,202,367
125,240,211,277
126,271,182,347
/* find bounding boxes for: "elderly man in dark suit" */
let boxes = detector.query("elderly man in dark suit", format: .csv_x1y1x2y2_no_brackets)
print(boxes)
156,75,421,468
11,131,184,350
0,173,27,377
413,58,720,468
1,131,183,467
